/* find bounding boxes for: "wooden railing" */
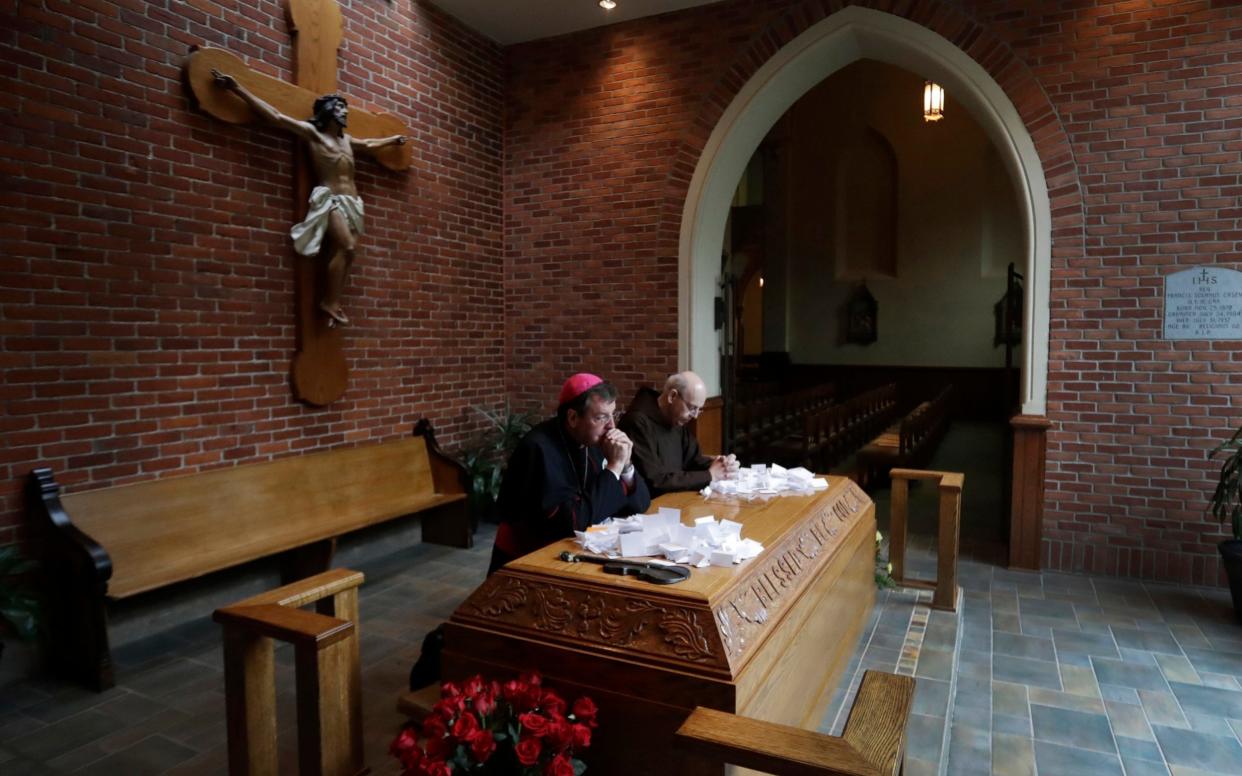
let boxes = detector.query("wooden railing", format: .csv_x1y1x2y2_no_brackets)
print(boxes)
888,468,963,612
214,568,365,776
675,670,916,775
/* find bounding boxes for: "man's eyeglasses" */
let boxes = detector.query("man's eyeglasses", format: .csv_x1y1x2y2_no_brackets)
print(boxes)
590,411,623,424
678,395,702,417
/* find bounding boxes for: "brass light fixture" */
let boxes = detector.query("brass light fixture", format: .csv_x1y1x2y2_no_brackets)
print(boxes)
923,81,945,122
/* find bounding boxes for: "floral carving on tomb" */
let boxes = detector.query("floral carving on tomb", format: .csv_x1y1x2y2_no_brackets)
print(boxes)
461,576,727,670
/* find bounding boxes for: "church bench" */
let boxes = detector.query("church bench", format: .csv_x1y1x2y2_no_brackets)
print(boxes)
26,419,469,691
857,388,953,487
761,383,897,472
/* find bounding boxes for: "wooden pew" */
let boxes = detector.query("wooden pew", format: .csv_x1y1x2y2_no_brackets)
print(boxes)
26,419,468,691
763,384,897,472
857,387,952,488
675,670,916,775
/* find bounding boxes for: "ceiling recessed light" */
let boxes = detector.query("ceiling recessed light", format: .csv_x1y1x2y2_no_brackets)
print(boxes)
599,0,616,9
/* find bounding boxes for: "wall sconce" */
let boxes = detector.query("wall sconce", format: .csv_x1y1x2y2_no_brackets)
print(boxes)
599,0,616,9
923,81,945,122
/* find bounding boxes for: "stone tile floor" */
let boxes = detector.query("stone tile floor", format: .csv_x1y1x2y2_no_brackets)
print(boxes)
1,522,1239,775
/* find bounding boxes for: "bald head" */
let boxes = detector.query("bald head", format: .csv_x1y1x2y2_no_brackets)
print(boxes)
659,371,707,427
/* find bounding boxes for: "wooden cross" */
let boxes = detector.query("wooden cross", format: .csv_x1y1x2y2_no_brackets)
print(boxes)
184,0,411,407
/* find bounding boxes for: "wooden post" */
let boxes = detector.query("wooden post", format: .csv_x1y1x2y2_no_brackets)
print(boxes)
888,469,964,612
934,474,963,611
214,569,366,776
222,628,278,776
296,638,353,776
889,476,909,582
1009,415,1052,571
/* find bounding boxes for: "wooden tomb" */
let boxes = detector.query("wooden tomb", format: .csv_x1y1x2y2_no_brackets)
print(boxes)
443,478,877,775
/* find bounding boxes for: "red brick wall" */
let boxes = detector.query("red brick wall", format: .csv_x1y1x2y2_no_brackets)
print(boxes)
0,0,504,545
503,0,1242,586
4,0,1241,587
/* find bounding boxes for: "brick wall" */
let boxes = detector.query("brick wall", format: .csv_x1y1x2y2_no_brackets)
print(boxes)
503,0,1242,586
0,0,504,545
4,0,1241,587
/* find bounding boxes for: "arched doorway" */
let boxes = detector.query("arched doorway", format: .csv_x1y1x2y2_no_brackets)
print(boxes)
678,6,1051,416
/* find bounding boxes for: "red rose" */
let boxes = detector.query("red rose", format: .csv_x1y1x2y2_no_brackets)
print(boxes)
541,689,568,717
421,715,447,742
389,727,423,770
441,681,461,698
474,688,497,717
419,761,452,776
571,696,598,726
572,722,591,749
543,753,575,776
515,735,543,766
520,671,543,688
452,711,480,740
424,733,452,761
390,727,418,757
469,729,496,762
519,711,550,737
543,717,574,751
502,679,526,703
515,685,541,713
463,675,485,698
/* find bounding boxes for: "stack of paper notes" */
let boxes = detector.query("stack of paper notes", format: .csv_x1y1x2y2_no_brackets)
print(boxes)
574,506,764,567
701,463,830,499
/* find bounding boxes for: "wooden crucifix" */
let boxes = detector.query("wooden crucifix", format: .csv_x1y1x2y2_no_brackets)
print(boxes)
184,0,411,406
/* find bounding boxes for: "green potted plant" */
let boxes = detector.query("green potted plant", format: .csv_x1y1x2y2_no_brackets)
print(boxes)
0,546,40,664
463,402,537,524
1209,424,1242,622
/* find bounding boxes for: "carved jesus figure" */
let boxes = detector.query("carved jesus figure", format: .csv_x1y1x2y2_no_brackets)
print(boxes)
212,70,406,326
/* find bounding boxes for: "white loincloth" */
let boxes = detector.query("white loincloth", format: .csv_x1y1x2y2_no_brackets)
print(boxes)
289,186,364,257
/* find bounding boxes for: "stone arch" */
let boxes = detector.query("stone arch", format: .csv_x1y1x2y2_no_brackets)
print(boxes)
667,2,1083,417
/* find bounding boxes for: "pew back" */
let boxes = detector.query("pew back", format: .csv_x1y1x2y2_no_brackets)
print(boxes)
63,437,454,598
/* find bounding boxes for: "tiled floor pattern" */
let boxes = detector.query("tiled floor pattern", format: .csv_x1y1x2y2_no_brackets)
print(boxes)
938,561,1242,776
0,533,498,775
1,522,1240,774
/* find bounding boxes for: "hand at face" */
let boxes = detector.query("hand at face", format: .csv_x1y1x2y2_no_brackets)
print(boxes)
601,429,633,473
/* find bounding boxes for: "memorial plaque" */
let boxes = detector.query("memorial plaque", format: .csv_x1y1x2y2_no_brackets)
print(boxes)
1163,267,1242,340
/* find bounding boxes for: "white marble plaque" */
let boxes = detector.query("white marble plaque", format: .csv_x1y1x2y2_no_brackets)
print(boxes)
1163,267,1242,340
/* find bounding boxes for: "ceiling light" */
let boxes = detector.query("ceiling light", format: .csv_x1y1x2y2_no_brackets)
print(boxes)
599,0,616,9
923,81,945,122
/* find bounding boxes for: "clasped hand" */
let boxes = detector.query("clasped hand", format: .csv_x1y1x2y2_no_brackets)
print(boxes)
601,429,633,474
709,453,741,481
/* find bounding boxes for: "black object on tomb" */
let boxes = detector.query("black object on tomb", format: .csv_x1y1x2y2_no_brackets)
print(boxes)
559,550,691,585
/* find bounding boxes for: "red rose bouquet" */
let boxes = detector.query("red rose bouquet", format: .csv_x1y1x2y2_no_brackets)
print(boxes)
391,672,597,775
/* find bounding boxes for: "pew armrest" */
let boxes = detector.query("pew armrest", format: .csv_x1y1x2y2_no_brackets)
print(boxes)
676,707,878,776
842,671,917,776
674,670,915,776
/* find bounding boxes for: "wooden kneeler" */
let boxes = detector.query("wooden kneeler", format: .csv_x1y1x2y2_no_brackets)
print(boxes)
675,670,916,776
214,569,365,776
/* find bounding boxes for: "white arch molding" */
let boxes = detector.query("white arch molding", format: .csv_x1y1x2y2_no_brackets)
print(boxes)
678,6,1051,416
